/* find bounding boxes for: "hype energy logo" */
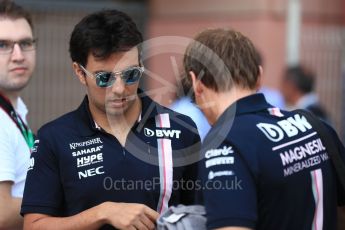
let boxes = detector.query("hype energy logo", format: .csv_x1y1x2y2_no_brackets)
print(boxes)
144,127,181,139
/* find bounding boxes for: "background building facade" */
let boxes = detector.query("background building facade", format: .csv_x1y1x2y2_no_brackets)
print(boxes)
17,0,345,141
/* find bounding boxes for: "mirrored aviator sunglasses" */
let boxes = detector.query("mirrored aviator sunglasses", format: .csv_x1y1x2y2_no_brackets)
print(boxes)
79,64,144,88
95,66,144,88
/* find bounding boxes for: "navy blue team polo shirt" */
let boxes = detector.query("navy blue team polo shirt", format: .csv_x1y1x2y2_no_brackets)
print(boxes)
200,93,345,230
21,90,200,229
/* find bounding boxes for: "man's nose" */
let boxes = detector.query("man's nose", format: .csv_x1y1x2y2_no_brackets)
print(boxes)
11,43,25,62
110,76,126,94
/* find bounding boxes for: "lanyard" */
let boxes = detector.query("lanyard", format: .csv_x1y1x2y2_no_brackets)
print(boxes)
0,93,35,149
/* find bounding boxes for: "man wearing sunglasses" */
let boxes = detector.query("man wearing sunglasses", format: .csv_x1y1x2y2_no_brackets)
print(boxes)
21,9,201,230
0,1,36,229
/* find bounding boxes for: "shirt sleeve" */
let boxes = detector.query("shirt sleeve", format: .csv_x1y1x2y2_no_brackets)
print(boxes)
335,137,345,206
324,123,345,206
200,140,257,229
332,129,345,206
0,113,17,182
21,127,64,216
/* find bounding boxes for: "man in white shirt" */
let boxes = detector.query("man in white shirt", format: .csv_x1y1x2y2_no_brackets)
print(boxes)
0,0,36,229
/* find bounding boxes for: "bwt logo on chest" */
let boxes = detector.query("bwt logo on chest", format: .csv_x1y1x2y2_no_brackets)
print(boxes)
257,114,312,142
144,128,181,139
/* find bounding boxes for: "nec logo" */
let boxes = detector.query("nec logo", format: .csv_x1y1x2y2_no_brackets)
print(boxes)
257,114,312,142
78,166,104,179
144,128,181,139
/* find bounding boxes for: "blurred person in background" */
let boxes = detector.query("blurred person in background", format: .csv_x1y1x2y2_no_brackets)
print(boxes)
170,77,211,142
184,28,345,230
258,86,285,109
0,0,36,229
21,9,200,230
281,65,330,123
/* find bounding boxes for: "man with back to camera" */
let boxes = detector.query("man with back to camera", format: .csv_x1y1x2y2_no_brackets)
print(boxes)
21,9,200,230
0,0,36,229
183,28,345,229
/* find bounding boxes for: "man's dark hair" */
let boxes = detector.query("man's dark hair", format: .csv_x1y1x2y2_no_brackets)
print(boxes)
183,28,261,92
69,9,143,67
0,0,33,29
285,65,314,93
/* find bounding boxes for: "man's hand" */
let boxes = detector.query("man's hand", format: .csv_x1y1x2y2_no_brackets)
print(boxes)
24,202,159,230
101,202,159,230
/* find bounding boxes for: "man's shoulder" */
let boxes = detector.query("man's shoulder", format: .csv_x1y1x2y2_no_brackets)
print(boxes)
141,97,200,145
207,108,299,149
143,96,198,129
160,103,199,135
0,107,12,122
167,105,196,124
38,109,79,134
0,107,21,134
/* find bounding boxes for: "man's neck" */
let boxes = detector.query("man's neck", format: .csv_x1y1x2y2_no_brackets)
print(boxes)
108,98,141,131
0,90,20,108
89,97,142,145
207,87,255,125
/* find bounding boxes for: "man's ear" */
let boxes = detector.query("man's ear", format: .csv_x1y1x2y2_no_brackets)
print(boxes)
189,71,203,97
72,62,87,85
255,65,264,91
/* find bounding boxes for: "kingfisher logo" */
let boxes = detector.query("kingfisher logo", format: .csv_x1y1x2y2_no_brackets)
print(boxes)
144,128,181,139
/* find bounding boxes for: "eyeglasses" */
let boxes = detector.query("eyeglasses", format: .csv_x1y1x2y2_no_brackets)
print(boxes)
0,39,36,54
79,64,144,88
